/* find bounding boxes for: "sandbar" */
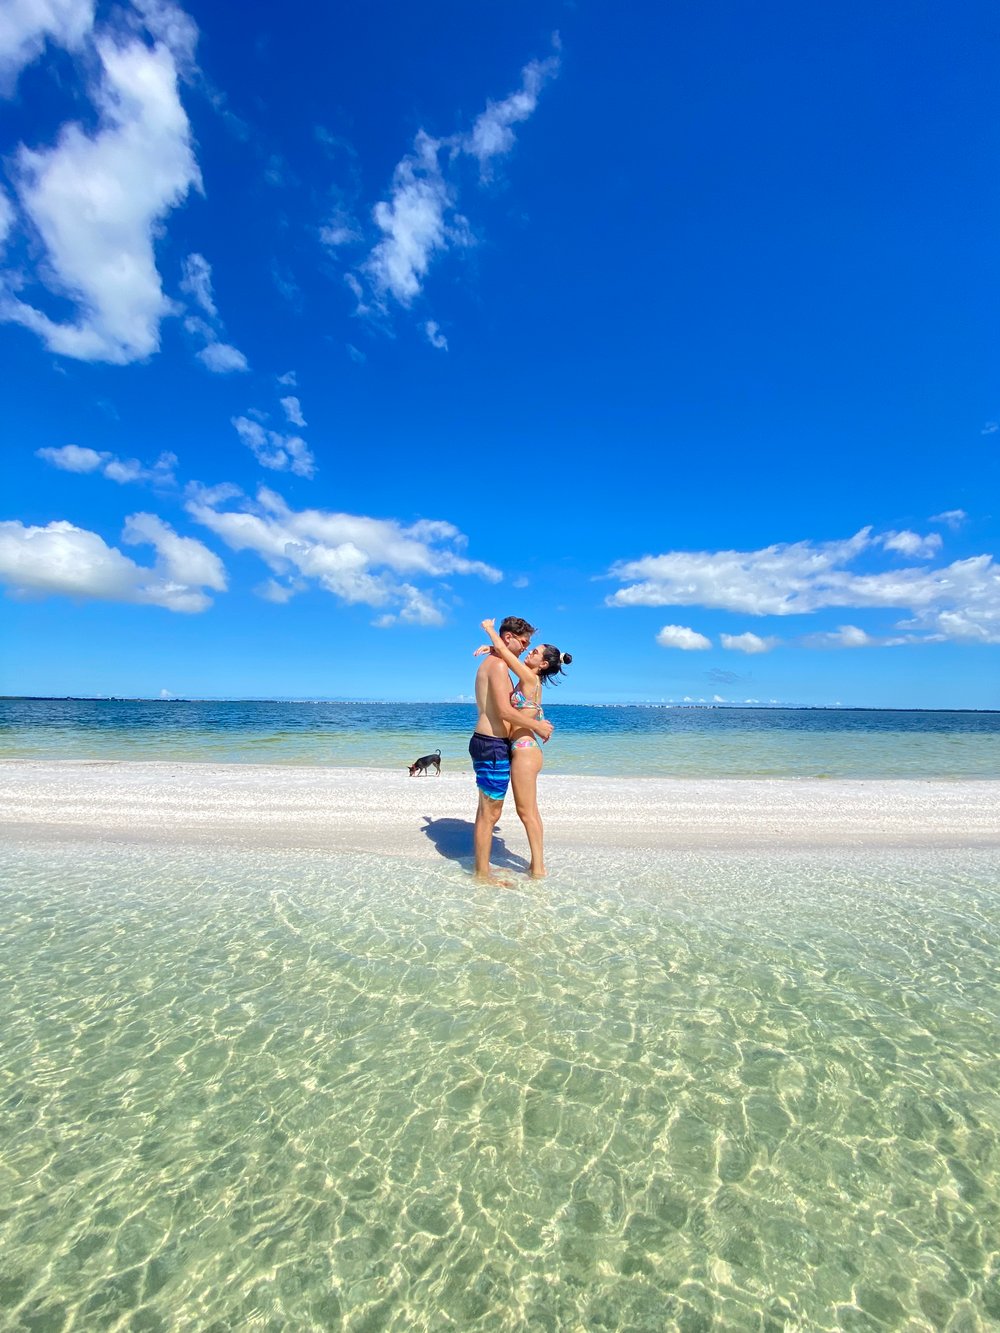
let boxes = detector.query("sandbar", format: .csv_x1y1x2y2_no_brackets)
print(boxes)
1,760,997,858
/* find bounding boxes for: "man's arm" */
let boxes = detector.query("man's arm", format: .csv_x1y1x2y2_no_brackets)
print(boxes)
480,619,536,690
500,699,553,741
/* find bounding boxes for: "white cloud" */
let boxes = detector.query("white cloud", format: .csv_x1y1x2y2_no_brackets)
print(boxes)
0,0,95,91
36,443,104,473
280,395,307,427
103,451,176,483
263,152,292,189
364,131,456,307
36,442,176,484
197,341,248,373
183,314,211,340
356,49,557,312
801,625,878,649
373,584,447,628
184,479,241,506
879,530,942,559
1,16,200,363
0,514,224,612
271,261,301,307
344,272,368,313
104,456,150,483
122,510,225,589
181,255,247,371
424,320,448,350
0,189,15,249
255,577,299,604
320,224,358,246
463,53,559,175
720,632,779,654
608,530,874,615
897,594,1000,645
132,0,197,65
930,509,967,530
655,624,711,651
982,422,998,436
607,527,1000,645
235,388,313,475
319,206,360,248
179,251,215,316
232,415,315,479
276,370,297,387
186,485,500,624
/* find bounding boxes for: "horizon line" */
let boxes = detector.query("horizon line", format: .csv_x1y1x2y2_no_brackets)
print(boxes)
2,696,998,714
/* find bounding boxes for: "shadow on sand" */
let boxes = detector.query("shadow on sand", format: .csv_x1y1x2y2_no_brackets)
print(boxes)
420,816,529,873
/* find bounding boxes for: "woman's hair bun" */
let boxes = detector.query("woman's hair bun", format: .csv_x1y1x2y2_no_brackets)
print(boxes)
561,652,573,666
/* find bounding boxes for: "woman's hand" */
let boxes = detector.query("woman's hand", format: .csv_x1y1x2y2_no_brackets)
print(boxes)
481,618,496,633
473,644,490,657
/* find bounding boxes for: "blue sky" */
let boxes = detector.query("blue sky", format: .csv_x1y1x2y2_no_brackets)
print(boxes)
2,0,998,707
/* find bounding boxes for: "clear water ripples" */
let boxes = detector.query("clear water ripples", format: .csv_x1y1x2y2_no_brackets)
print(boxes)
1,842,999,1330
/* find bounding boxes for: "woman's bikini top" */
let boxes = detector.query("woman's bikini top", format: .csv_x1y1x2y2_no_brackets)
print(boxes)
511,685,543,720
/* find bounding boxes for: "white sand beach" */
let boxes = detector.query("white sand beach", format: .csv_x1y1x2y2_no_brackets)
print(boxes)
1,760,997,857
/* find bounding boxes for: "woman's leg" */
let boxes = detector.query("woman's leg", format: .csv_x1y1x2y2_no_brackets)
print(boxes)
511,745,545,877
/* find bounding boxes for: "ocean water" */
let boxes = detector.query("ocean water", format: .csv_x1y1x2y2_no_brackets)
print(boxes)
3,703,998,1327
2,698,999,777
2,839,998,1330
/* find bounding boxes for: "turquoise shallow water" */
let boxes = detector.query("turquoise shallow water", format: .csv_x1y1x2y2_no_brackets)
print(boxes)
2,839,999,1330
3,699,1000,777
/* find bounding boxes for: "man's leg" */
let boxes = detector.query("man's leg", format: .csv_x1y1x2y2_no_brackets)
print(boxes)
473,789,506,881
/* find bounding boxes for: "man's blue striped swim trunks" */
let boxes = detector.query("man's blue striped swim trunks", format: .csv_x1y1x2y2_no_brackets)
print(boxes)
469,732,511,802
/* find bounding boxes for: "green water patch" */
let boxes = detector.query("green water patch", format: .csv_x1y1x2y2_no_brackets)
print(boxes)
1,842,998,1330
4,723,1000,777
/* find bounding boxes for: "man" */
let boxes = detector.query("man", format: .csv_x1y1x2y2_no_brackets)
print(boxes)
469,616,553,882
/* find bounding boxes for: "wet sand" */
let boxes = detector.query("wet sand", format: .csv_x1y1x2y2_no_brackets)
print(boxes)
1,760,997,858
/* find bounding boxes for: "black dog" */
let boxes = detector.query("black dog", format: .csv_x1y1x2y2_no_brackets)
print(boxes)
408,748,442,777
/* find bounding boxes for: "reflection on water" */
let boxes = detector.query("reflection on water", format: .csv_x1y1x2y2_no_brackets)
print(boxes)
2,840,998,1328
3,699,1000,777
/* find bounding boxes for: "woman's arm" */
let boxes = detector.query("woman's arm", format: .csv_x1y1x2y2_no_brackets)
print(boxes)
480,618,537,688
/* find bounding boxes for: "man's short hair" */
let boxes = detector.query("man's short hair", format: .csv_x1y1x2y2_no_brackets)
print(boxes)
498,616,536,640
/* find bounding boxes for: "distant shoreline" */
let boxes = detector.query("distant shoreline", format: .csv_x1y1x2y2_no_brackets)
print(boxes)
2,697,998,714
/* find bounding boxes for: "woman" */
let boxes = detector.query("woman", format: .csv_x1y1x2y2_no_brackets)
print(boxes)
477,617,572,878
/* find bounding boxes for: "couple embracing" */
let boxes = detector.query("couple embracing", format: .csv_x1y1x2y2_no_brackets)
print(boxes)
469,616,572,883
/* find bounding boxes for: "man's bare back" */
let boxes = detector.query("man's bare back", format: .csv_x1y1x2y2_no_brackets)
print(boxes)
474,653,516,739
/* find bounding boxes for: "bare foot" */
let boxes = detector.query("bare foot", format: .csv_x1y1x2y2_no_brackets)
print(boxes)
528,865,547,879
474,870,513,887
